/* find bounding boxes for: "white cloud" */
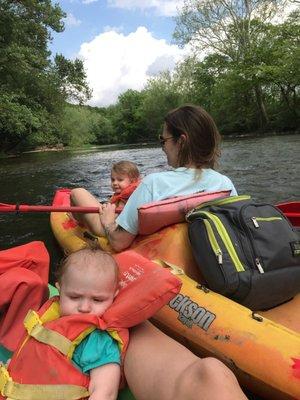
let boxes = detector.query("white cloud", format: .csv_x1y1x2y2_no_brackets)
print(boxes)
107,0,184,17
82,0,98,4
64,13,81,27
78,26,189,106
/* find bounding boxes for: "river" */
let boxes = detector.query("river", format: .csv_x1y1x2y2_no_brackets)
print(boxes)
0,133,299,400
0,134,299,272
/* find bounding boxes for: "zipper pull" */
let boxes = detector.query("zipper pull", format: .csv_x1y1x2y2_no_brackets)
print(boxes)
252,217,259,228
216,250,223,265
255,258,264,273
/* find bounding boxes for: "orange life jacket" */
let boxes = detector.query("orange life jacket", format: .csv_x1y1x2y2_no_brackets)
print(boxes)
110,181,140,209
0,250,181,400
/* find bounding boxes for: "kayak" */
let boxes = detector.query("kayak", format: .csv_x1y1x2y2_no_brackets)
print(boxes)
50,189,300,400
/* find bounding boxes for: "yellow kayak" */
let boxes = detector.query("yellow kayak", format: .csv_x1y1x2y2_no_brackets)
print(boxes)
51,189,300,400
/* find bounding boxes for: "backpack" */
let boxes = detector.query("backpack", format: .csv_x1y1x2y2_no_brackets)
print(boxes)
186,195,300,310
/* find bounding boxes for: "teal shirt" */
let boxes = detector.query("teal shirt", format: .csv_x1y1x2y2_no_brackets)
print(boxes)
72,329,120,374
116,167,237,234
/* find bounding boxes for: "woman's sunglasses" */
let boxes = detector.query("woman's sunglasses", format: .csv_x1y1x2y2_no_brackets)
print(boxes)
159,135,174,146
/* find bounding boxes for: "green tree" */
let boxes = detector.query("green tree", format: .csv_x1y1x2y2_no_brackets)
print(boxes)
141,72,186,140
0,0,91,152
174,0,295,130
112,90,145,143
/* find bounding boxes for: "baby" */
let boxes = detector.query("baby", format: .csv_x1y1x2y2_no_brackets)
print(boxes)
56,249,121,400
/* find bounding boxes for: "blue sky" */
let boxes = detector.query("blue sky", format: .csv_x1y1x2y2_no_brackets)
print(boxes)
49,0,187,106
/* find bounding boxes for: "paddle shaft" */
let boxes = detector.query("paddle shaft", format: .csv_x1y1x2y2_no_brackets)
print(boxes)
0,205,100,213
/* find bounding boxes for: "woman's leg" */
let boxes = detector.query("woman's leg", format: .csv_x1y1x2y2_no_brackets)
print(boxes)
124,321,248,400
70,188,105,236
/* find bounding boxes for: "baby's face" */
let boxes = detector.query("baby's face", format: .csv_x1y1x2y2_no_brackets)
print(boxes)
111,171,132,194
59,263,117,317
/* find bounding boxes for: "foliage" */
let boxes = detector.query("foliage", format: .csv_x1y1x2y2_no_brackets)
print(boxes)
0,0,298,152
0,0,91,152
173,0,299,132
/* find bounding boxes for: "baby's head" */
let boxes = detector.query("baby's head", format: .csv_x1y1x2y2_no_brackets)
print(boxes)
56,248,119,317
111,161,140,194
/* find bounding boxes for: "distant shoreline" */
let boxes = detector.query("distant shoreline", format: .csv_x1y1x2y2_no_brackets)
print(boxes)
1,130,299,159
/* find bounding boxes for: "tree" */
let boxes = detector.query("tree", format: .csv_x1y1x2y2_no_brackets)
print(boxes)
54,55,92,105
141,72,187,140
174,0,295,130
112,90,145,143
0,0,91,152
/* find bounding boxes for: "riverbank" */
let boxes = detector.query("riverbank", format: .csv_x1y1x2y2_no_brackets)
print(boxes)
1,130,299,159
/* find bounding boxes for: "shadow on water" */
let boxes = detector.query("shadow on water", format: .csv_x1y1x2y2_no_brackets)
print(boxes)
0,134,299,399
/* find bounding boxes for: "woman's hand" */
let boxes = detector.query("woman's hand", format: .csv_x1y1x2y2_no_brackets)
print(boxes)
99,203,117,238
99,203,136,251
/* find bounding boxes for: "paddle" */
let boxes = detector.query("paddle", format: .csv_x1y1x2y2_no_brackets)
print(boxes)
0,202,100,214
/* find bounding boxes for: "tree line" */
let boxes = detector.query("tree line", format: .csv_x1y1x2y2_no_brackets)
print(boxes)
0,0,299,153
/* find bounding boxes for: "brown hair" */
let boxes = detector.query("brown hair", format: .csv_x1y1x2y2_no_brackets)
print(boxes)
164,104,221,169
56,248,119,287
111,161,140,181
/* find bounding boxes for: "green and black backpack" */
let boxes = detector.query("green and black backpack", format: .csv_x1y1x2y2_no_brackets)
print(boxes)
186,195,300,310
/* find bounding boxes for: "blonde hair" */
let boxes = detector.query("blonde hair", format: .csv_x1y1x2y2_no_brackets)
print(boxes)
111,161,140,181
56,248,119,287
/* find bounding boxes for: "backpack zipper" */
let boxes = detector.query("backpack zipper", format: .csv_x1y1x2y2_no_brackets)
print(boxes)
203,219,223,264
240,205,265,273
251,216,282,228
186,195,251,221
200,211,245,272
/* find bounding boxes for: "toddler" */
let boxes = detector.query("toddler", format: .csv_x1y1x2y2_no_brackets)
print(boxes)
70,160,140,237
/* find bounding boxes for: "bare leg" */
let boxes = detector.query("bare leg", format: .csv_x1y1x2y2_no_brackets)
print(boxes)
124,321,248,400
70,188,105,236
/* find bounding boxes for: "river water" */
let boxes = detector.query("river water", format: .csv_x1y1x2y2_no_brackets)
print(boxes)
0,134,299,270
0,134,299,399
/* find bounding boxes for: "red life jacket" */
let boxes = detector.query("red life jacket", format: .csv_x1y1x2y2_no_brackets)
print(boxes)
0,250,181,400
110,181,140,209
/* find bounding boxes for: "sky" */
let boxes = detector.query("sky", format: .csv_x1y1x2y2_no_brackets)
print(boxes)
50,0,188,107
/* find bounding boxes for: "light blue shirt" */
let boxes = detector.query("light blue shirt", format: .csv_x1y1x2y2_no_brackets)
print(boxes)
72,329,120,374
116,167,237,235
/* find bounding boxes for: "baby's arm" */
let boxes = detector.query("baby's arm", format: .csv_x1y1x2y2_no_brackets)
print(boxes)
89,362,120,400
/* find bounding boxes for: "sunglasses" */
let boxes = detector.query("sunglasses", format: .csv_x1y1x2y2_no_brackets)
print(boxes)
158,135,174,146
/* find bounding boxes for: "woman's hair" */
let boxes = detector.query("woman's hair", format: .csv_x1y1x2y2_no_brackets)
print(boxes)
164,104,221,169
111,161,140,181
56,248,119,287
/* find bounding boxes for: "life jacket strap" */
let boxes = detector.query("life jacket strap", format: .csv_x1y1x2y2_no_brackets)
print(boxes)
24,310,73,356
0,366,89,400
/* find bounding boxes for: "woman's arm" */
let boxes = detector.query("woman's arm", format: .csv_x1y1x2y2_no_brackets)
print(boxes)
99,203,136,251
89,363,120,400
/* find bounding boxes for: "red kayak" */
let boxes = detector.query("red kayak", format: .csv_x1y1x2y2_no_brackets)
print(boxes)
276,201,300,227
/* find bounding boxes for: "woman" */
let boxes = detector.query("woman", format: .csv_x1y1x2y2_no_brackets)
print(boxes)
71,105,246,399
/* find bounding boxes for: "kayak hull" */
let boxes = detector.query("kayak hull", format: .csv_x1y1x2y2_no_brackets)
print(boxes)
50,189,300,400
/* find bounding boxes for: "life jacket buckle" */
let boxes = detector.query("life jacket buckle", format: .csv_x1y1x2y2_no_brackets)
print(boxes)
24,309,42,334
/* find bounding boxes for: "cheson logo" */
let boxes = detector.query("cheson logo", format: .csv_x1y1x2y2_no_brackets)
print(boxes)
169,294,216,331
